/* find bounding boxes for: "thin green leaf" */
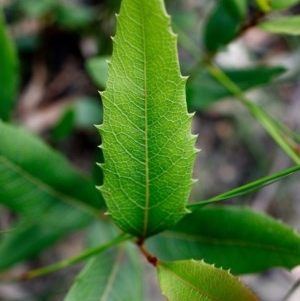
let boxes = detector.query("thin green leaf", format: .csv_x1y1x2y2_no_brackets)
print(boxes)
187,66,285,111
259,16,300,35
64,222,142,301
157,260,259,301
205,63,300,164
64,248,140,301
99,0,196,238
149,206,300,275
0,10,18,121
25,234,131,279
188,165,300,209
270,0,300,10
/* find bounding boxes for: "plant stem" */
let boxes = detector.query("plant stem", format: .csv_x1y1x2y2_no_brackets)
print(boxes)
176,23,300,164
21,233,132,280
205,62,300,164
137,238,158,267
188,164,300,210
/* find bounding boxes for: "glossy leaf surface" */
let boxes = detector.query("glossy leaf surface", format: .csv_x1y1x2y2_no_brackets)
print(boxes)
99,0,195,238
157,260,258,301
148,206,300,274
0,10,18,121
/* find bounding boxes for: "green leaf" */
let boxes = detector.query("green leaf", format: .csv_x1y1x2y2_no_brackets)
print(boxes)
99,0,196,238
0,120,102,219
51,108,75,141
0,10,18,121
270,0,300,10
86,56,110,88
157,260,259,301
259,16,300,35
64,222,143,301
74,97,103,127
187,66,285,111
188,165,300,209
17,0,57,17
0,221,66,270
0,124,101,268
148,206,300,275
55,2,96,29
203,0,248,53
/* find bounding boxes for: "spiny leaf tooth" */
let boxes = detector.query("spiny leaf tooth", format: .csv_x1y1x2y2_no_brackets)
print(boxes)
193,147,201,154
96,162,104,168
191,178,198,184
100,0,196,238
188,111,196,118
96,185,103,192
184,207,192,214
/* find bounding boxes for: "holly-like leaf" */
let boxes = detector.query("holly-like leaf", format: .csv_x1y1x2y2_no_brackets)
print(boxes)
148,206,300,275
157,260,259,301
0,10,18,121
99,0,196,238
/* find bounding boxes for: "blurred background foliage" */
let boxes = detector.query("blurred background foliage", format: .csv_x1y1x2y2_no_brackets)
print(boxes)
0,0,300,300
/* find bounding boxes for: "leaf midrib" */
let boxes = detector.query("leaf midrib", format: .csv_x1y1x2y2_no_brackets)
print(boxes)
141,1,150,238
100,247,125,301
0,155,98,217
162,231,300,255
159,263,223,301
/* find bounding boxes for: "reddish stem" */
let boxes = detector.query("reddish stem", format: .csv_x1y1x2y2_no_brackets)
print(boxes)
137,239,158,267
